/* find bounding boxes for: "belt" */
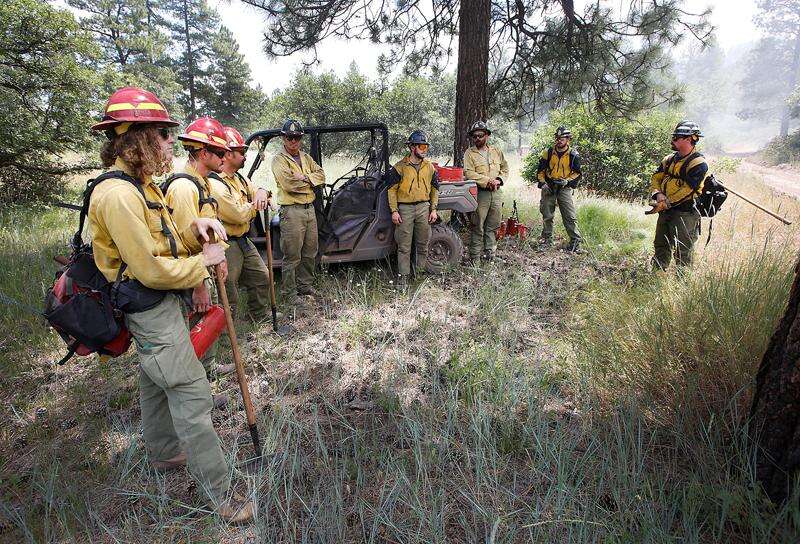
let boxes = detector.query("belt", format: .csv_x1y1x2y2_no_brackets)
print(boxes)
398,200,430,206
281,202,314,208
228,234,251,252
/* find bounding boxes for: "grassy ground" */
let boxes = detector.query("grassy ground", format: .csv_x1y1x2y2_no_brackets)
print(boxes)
2,157,800,542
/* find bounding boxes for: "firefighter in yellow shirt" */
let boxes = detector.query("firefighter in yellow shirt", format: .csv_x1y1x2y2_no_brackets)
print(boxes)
463,121,509,262
163,117,233,399
271,119,326,304
386,130,440,289
209,126,273,321
536,126,583,252
88,87,252,522
649,120,708,269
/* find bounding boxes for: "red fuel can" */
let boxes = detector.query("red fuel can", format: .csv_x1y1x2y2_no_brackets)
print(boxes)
190,305,227,359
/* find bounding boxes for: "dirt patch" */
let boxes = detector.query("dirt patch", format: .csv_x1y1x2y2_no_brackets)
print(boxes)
738,160,800,199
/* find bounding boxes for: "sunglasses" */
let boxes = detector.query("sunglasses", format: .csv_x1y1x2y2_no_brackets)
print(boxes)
415,144,429,151
207,148,226,159
472,133,487,139
671,135,689,141
157,127,172,140
285,135,302,142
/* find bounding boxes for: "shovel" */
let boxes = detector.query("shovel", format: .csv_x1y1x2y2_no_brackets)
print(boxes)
262,206,291,336
209,234,262,459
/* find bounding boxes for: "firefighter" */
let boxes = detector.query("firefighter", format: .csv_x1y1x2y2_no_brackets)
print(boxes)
163,117,234,399
536,126,583,252
650,120,708,269
271,119,325,304
88,87,252,522
208,126,273,321
386,130,440,288
463,121,509,262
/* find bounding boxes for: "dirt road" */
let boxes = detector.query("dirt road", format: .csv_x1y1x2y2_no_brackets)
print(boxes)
738,160,800,199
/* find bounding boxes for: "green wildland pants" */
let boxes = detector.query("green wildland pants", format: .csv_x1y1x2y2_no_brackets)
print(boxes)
184,276,217,376
469,189,502,258
395,202,431,276
653,208,701,269
125,294,231,504
225,237,270,321
540,186,581,242
279,204,318,299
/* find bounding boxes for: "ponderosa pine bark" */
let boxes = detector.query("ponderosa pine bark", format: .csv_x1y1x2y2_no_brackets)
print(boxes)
750,257,800,502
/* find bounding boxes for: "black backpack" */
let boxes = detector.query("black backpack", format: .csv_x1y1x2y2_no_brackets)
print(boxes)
44,171,140,364
694,174,728,218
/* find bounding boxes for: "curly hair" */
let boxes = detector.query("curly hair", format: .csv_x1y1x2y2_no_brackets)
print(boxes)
100,125,171,180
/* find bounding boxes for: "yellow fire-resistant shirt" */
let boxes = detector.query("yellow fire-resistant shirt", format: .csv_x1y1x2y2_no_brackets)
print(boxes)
209,171,260,238
163,162,219,253
649,151,709,204
88,158,208,290
386,156,440,213
271,149,325,205
536,145,581,185
463,144,509,189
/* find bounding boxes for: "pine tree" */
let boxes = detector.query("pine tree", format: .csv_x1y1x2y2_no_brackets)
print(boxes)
67,0,183,120
159,0,220,120
738,0,800,137
201,26,264,132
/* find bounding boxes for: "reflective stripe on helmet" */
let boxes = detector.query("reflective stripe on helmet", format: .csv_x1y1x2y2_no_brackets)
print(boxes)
106,101,166,113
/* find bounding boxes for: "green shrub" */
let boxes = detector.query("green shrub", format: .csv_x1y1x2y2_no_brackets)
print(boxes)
522,106,682,200
762,130,800,165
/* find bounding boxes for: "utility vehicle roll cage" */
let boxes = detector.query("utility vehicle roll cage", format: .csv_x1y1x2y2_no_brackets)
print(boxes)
245,122,390,206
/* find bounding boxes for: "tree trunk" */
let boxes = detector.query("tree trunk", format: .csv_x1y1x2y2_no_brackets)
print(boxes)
750,257,800,503
452,0,490,166
182,0,197,119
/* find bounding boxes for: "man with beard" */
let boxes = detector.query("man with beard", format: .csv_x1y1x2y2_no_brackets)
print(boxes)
462,121,509,263
209,126,273,321
536,126,583,252
163,117,233,403
649,120,708,269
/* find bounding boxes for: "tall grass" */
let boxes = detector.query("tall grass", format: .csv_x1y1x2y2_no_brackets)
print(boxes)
4,162,800,541
0,204,75,365
567,237,794,414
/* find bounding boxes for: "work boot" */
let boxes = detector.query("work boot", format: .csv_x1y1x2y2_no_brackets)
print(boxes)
394,274,409,292
297,285,319,297
566,239,583,253
217,492,255,524
461,255,477,266
482,251,495,262
152,451,187,472
538,236,553,248
213,394,229,410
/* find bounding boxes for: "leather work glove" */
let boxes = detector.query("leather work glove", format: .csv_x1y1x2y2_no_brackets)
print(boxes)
645,194,670,215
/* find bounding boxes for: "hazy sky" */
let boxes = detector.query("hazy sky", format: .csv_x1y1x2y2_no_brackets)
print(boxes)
213,0,760,94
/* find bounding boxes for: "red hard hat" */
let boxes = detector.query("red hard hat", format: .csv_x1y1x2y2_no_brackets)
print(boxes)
179,117,230,151
92,87,178,131
223,126,248,151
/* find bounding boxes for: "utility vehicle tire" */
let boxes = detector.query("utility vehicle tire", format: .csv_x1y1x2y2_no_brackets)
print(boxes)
425,224,463,273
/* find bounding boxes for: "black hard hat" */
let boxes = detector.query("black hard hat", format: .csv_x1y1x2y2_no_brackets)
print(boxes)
672,120,702,141
469,121,491,135
281,119,304,137
554,126,572,138
406,130,429,145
